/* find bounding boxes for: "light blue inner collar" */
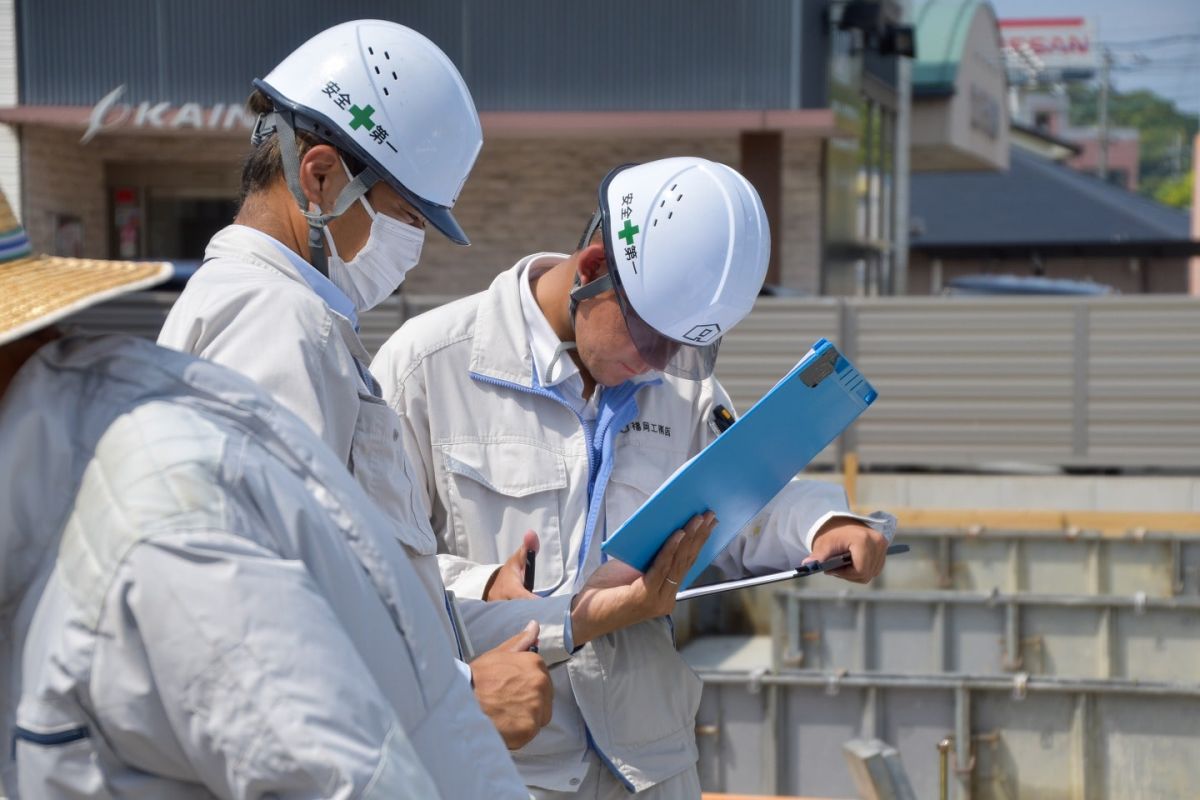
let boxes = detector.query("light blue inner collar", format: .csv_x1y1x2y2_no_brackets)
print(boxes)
241,227,358,330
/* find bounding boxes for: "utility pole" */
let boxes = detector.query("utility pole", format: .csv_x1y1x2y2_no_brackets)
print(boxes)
1097,47,1111,182
1190,133,1200,296
892,0,912,297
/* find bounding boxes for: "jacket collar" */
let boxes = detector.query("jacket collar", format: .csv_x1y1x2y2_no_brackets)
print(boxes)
205,225,358,327
205,224,310,286
468,253,667,399
468,254,567,387
204,225,370,366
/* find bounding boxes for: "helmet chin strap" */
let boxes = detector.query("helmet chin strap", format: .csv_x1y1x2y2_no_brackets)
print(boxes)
544,339,578,386
568,270,613,332
269,110,380,276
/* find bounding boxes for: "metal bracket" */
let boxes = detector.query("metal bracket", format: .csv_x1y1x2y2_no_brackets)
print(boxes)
825,668,849,696
1012,672,1030,701
748,666,768,695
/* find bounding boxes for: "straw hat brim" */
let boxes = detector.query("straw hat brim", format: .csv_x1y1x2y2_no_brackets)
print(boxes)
0,255,173,347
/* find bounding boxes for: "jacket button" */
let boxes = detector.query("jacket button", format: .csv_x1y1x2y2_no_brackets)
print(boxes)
569,778,581,786
392,430,399,441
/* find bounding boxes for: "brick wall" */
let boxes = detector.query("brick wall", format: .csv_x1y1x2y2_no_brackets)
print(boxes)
18,128,827,296
779,134,824,295
406,135,741,295
411,133,825,297
21,127,107,256
21,128,248,258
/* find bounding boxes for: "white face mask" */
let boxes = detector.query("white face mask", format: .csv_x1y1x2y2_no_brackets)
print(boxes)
322,164,425,313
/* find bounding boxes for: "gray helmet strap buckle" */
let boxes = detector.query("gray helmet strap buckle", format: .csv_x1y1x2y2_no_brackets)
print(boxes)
271,110,381,275
567,273,613,332
567,207,610,331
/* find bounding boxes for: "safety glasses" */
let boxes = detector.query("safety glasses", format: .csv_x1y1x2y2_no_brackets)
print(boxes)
573,208,719,380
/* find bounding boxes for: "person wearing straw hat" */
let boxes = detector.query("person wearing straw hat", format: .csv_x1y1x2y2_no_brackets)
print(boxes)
0,189,528,797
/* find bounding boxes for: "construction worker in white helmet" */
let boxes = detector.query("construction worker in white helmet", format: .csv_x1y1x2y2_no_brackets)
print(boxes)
158,20,578,756
0,185,525,796
371,157,897,797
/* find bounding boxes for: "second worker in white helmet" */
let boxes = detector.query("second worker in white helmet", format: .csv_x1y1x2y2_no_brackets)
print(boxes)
372,157,897,797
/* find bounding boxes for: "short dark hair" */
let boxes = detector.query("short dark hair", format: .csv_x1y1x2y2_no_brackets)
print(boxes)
239,89,365,206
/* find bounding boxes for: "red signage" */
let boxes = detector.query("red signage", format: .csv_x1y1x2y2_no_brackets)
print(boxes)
1000,17,1098,73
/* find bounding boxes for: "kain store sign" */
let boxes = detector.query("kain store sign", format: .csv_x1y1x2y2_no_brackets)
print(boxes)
82,85,257,144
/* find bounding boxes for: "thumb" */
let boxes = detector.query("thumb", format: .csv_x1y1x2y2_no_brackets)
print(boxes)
506,539,530,567
502,620,540,652
523,529,540,555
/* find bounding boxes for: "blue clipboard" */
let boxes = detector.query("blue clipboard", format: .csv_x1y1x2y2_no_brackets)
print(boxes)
600,338,878,590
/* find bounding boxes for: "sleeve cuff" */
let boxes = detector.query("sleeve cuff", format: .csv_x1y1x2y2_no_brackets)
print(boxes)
528,594,576,665
561,607,575,655
439,557,504,600
805,510,898,551
455,658,473,687
456,593,577,667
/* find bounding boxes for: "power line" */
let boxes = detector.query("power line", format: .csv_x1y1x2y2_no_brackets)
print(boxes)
1103,33,1200,49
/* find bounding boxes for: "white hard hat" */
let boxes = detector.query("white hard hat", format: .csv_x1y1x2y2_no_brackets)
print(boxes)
254,19,482,245
571,157,770,380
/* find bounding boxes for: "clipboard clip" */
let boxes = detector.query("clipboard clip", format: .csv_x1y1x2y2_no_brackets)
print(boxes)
799,346,840,387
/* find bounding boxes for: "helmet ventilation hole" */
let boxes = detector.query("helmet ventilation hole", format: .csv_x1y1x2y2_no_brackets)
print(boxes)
365,44,402,87
383,87,390,96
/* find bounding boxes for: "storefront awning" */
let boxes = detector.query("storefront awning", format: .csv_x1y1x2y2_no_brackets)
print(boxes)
0,104,842,141
910,0,1009,172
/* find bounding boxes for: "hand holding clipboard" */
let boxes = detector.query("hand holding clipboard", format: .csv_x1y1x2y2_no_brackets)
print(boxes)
602,339,879,591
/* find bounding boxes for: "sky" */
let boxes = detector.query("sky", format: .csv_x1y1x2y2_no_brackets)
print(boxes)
986,0,1200,118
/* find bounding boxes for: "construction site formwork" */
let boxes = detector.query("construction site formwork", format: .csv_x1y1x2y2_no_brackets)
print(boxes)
686,635,1200,800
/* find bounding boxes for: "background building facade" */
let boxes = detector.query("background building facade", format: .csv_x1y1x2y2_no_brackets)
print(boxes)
0,0,914,297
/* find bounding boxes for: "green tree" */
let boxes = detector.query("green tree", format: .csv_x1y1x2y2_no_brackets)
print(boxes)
1066,84,1197,208
1155,172,1193,209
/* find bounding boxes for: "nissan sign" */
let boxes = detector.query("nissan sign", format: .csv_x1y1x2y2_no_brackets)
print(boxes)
1000,17,1099,78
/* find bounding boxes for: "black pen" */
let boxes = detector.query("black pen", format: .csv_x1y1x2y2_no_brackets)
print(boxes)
523,549,538,653
523,548,537,593
528,546,542,592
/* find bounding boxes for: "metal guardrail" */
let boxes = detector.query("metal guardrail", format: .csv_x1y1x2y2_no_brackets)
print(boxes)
720,295,1200,471
67,291,1200,471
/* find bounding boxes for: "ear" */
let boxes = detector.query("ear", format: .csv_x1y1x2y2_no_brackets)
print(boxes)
576,242,609,285
298,144,343,209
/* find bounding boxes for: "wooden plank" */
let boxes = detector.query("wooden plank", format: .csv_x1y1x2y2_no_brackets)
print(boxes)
863,507,1200,538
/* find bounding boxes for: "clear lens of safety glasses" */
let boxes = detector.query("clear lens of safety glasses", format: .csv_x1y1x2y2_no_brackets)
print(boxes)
608,264,720,380
574,203,721,381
